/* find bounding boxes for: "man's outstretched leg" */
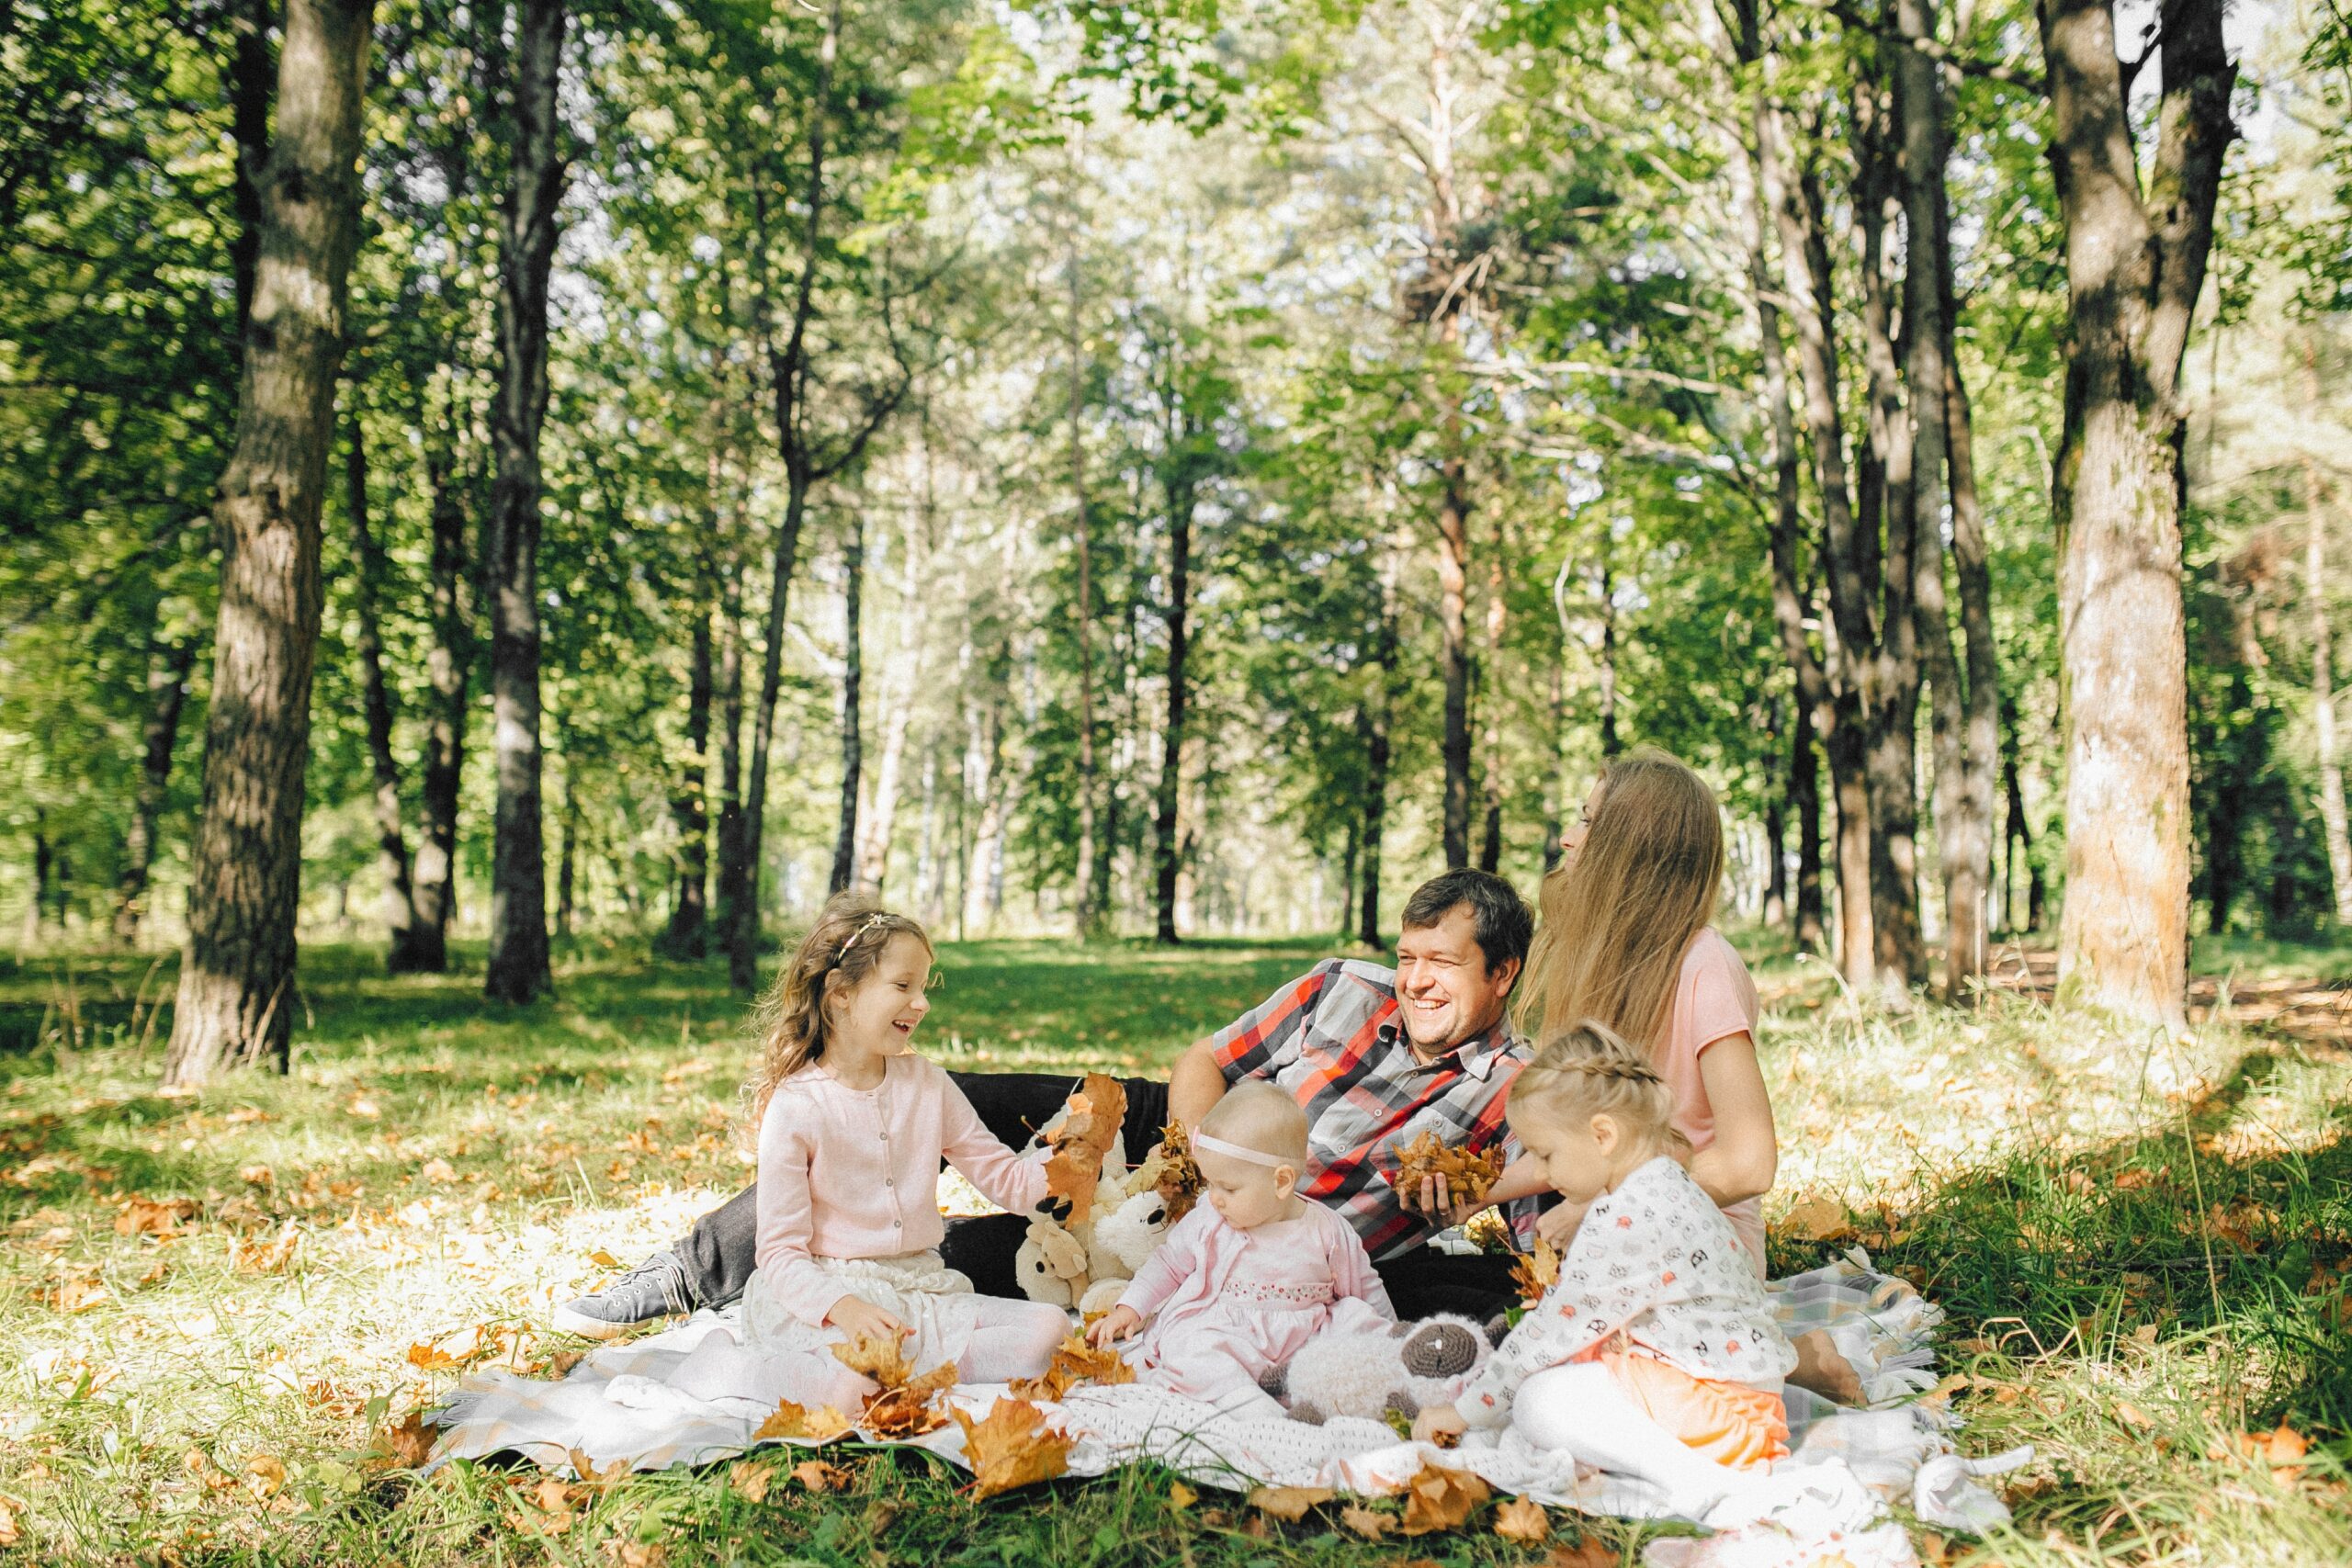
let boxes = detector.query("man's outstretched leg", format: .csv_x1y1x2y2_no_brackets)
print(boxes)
552,1071,1168,1337
552,1182,754,1338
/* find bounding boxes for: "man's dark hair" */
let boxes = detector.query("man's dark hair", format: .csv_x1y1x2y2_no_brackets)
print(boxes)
1399,868,1533,979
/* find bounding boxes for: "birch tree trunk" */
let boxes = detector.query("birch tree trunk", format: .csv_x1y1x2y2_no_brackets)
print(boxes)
2305,439,2352,921
164,0,374,1087
2041,0,2233,1031
481,0,568,1004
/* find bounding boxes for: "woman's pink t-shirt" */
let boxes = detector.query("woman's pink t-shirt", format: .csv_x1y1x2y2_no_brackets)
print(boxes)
1654,928,1767,1273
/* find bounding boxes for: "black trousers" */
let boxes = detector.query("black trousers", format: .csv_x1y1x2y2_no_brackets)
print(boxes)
673,1069,1522,1325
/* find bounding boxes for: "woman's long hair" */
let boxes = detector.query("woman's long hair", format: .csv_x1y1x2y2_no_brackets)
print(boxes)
1517,747,1724,1050
743,894,932,1122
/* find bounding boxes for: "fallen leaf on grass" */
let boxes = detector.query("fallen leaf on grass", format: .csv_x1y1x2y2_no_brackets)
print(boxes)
1510,1238,1562,1305
1339,1501,1392,1539
1494,1496,1550,1543
611,1542,666,1568
136,1256,170,1288
1541,1540,1617,1568
2240,1421,2310,1486
116,1196,198,1238
421,1158,458,1184
790,1459,853,1493
1778,1196,1854,1246
0,1497,19,1547
1396,1460,1489,1536
243,1455,287,1502
588,1248,624,1269
567,1450,631,1491
1168,1481,1197,1510
728,1458,774,1504
1246,1484,1334,1521
38,1276,111,1314
231,1223,301,1275
2114,1400,2154,1429
368,1412,442,1472
953,1398,1072,1499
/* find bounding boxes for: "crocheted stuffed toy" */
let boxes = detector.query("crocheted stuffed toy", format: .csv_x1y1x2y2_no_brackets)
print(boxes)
1264,1314,1494,1426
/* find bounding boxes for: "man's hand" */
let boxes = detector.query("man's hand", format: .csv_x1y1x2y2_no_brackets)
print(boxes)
1535,1197,1589,1249
1087,1305,1142,1348
823,1295,909,1345
1411,1404,1467,1446
1398,1171,1489,1229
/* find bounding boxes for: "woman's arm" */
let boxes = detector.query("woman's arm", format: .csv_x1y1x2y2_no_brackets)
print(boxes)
1686,1033,1777,1208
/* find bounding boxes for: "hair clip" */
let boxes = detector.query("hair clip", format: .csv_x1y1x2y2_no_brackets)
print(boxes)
835,912,890,962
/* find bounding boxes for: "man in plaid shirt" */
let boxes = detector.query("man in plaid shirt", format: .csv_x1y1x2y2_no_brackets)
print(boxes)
559,869,1541,1334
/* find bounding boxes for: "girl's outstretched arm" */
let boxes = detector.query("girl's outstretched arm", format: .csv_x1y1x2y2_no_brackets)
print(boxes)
1687,1033,1777,1207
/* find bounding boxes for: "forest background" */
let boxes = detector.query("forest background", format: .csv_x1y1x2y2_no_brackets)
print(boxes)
4,0,2351,1072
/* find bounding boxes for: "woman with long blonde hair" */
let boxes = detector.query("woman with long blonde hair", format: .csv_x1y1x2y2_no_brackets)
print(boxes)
1511,748,1779,1271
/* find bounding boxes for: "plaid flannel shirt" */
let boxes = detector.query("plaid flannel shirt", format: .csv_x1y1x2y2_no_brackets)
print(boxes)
1210,958,1532,1261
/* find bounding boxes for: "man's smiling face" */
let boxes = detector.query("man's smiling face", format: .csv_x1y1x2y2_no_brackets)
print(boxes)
1393,904,1518,1057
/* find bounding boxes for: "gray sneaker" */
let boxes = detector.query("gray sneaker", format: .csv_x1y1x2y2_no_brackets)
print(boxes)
551,1251,690,1339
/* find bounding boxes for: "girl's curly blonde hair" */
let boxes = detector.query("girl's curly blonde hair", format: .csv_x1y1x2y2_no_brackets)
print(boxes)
743,894,933,1122
1508,1018,1679,1145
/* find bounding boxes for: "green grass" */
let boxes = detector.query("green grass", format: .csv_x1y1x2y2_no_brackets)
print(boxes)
0,933,2347,1564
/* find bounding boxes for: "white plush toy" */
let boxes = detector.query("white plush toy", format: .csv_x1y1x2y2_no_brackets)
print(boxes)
1268,1314,1496,1426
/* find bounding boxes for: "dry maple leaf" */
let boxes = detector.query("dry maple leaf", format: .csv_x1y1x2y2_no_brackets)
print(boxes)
1339,1501,1392,1539
1778,1196,1855,1246
566,1450,630,1491
954,1398,1073,1500
1396,1460,1490,1536
729,1458,775,1504
1541,1539,1617,1568
2240,1421,2310,1486
803,1404,855,1442
829,1331,955,1394
1510,1238,1562,1305
0,1496,18,1549
753,1399,810,1441
368,1412,442,1472
1389,1132,1504,1207
1155,1122,1204,1224
116,1196,198,1238
1246,1485,1335,1521
1013,1332,1137,1400
860,1384,950,1438
1042,1074,1127,1224
231,1223,300,1275
1493,1495,1550,1544
791,1459,853,1493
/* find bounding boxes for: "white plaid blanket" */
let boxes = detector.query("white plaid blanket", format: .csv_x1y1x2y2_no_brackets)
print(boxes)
428,1251,1991,1532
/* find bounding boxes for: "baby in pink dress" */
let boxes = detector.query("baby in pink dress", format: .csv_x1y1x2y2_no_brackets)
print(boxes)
1089,1084,1393,1420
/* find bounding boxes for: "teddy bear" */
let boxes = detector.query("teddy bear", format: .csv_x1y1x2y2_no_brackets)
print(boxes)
1262,1313,1495,1427
1016,1140,1185,1314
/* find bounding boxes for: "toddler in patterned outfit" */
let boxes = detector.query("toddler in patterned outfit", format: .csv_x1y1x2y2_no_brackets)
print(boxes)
1413,1022,1798,1522
1088,1085,1394,1420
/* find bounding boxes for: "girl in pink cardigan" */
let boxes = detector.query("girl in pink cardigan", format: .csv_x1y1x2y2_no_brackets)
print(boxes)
1089,1084,1393,1419
735,898,1068,1407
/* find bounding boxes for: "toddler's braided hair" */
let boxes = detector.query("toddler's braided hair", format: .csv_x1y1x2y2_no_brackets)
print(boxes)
1509,1019,1678,1142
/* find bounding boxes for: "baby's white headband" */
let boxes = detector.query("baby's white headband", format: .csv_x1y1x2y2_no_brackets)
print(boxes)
1191,1131,1293,1168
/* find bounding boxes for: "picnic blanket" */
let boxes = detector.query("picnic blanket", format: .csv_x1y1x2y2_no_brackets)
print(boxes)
428,1250,2017,1547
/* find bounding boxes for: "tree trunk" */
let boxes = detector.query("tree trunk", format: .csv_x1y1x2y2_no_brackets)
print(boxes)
1066,195,1101,937
658,552,714,959
113,637,197,943
1763,703,1790,931
2303,351,2352,920
1998,689,2041,932
712,562,748,960
1154,475,1194,944
964,698,1005,936
829,515,865,896
555,756,577,941
226,0,273,337
409,421,470,974
2041,0,2233,1032
854,512,923,896
1791,696,1826,950
1478,540,1508,872
163,0,373,1088
343,389,424,971
481,0,567,1005
1436,466,1474,867
1362,536,1403,947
